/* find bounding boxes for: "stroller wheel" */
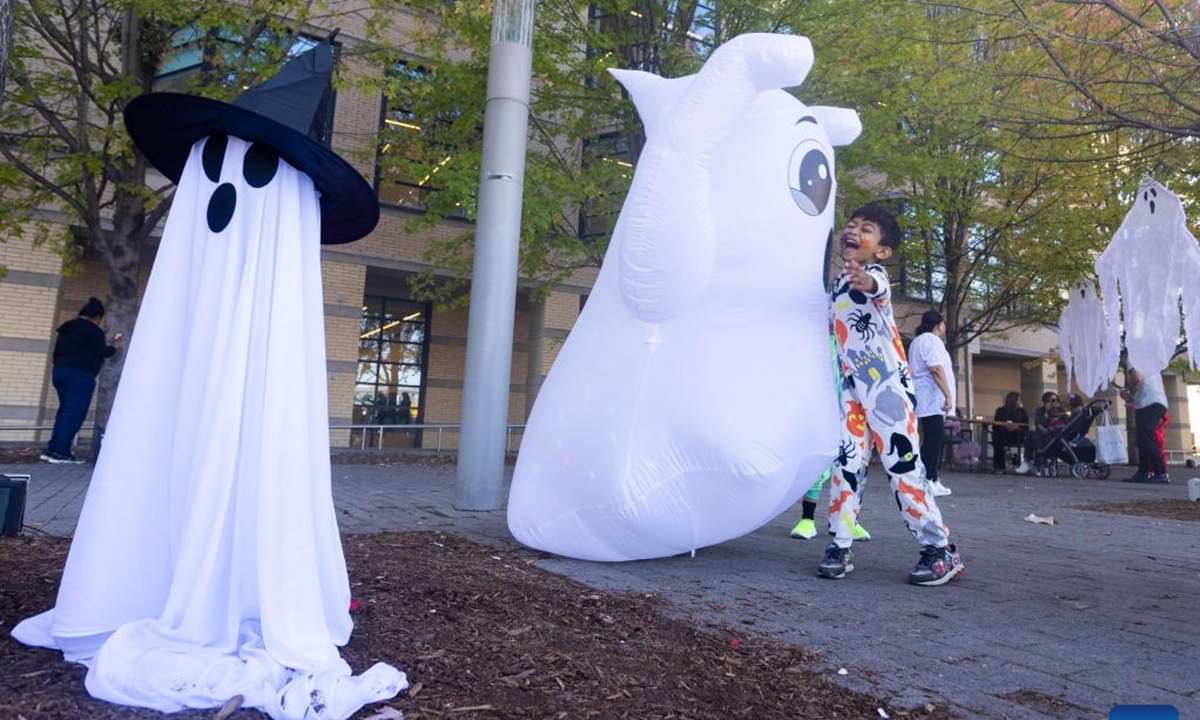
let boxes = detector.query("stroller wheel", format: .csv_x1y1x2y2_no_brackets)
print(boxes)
1071,463,1089,479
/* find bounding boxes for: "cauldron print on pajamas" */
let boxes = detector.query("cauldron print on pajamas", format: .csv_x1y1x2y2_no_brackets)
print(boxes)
201,134,281,233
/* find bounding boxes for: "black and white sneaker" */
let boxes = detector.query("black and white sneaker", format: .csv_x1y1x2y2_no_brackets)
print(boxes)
909,544,965,586
817,543,854,579
40,451,69,464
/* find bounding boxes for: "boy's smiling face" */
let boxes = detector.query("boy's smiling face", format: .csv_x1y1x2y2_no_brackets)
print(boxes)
839,216,893,264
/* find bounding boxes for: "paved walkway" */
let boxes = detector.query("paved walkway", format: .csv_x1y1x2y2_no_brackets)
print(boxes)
5,461,1199,719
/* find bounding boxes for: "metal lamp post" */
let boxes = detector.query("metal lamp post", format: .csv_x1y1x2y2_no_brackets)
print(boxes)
455,0,537,510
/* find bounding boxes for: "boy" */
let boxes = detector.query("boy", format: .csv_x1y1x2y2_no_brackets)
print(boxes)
820,205,964,586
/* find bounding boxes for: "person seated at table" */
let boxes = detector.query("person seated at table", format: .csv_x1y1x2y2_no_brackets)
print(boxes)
1015,391,1057,475
992,392,1028,473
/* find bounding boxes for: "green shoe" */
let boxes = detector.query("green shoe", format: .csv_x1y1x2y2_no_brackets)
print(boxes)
853,523,871,542
790,518,818,539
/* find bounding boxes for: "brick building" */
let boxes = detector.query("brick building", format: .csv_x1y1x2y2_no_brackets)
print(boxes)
1,9,1194,462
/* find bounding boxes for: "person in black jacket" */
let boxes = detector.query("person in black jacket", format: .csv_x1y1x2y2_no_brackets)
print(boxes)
41,297,121,463
992,391,1029,473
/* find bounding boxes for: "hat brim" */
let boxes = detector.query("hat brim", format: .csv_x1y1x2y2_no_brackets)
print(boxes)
124,93,379,245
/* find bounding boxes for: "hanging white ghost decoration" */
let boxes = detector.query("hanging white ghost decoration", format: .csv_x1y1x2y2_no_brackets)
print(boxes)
1059,280,1110,395
506,34,861,562
1094,180,1200,379
12,137,405,719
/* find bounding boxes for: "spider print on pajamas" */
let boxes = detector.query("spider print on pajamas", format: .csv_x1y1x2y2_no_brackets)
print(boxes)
847,308,876,342
835,439,856,467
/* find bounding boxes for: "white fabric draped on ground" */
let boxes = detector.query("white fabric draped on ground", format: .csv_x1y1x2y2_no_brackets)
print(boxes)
12,136,406,719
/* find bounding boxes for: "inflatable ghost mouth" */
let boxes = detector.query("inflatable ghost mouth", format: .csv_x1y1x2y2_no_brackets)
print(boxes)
788,140,832,216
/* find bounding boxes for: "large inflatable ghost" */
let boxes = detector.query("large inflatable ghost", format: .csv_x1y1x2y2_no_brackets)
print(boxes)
1059,280,1111,395
1095,180,1200,379
12,39,404,720
507,34,861,562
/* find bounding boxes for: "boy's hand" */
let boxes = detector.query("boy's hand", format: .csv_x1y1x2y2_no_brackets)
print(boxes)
843,259,877,294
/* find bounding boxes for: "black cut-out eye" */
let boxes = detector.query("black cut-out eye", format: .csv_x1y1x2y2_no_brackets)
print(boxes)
788,139,832,216
207,183,236,232
203,135,229,182
243,143,280,188
1151,187,1158,197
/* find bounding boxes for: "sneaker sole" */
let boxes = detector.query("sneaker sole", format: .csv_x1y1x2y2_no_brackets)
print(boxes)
910,562,965,587
790,532,817,540
40,454,68,464
817,562,854,579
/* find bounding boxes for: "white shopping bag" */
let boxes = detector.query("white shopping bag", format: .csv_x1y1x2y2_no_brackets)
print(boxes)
1096,411,1128,465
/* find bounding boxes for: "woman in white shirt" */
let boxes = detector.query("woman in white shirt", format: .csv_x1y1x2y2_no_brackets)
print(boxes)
908,310,956,496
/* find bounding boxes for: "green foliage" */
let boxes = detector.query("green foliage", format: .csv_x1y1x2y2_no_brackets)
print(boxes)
359,0,761,306
795,1,1142,353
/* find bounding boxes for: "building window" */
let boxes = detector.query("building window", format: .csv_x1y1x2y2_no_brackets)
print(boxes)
152,29,335,146
579,131,632,244
355,296,430,448
376,61,465,215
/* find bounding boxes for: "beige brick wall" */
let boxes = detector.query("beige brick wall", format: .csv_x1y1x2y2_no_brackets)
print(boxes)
322,260,367,446
970,358,1021,420
0,226,64,442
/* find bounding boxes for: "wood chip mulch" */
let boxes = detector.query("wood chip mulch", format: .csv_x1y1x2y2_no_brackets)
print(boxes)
0,531,952,720
1073,498,1200,522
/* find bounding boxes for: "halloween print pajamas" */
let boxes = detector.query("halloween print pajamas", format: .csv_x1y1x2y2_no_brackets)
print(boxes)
828,265,950,549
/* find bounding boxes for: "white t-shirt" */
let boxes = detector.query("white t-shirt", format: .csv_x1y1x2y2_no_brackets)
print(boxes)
1131,367,1168,409
909,332,956,418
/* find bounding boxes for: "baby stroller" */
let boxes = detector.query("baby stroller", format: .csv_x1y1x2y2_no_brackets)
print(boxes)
1034,398,1112,479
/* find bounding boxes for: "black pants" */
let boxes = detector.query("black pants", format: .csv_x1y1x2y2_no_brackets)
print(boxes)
919,414,945,482
991,429,1025,470
1135,403,1168,476
47,366,95,458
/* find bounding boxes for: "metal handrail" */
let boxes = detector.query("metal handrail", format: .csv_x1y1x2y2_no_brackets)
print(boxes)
329,423,525,453
0,423,526,454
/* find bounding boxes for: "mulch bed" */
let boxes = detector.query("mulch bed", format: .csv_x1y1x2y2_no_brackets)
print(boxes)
0,531,951,720
1073,498,1200,522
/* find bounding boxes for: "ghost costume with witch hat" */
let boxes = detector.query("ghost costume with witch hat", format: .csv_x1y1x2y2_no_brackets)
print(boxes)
12,35,406,720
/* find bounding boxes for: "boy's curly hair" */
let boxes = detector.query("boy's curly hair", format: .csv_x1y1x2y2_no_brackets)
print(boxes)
850,205,902,250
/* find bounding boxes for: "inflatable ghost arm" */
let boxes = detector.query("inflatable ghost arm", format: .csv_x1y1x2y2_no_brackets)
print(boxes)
609,34,815,323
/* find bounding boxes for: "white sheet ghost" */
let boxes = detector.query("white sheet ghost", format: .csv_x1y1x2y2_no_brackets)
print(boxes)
1059,280,1111,395
1095,180,1200,380
12,136,405,718
506,34,861,562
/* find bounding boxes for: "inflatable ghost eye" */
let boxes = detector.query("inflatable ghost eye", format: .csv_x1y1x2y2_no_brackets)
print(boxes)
1094,180,1200,380
789,137,831,215
507,34,862,562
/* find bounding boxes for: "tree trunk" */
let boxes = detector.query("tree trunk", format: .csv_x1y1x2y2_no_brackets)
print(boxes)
0,0,13,97
91,10,155,458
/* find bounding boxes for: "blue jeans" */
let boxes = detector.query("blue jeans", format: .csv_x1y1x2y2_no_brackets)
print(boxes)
47,367,95,457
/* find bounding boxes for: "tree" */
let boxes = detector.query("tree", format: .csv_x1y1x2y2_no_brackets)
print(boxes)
798,1,1136,365
362,0,807,307
985,2,1200,146
0,0,355,444
0,0,13,97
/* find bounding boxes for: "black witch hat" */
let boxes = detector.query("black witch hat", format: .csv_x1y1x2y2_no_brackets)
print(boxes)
124,32,378,245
